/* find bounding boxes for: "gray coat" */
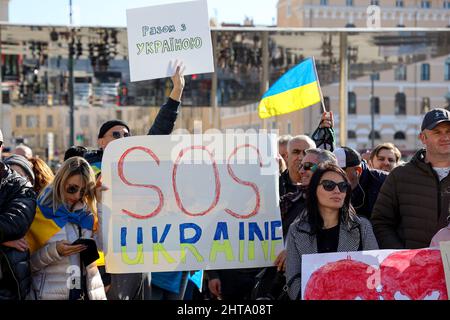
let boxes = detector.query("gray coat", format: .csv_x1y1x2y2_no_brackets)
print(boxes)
285,212,379,300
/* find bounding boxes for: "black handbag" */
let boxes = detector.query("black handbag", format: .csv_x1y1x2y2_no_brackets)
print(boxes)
251,266,290,301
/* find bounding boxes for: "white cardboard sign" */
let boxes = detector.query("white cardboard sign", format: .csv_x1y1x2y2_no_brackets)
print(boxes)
101,134,283,273
126,0,214,81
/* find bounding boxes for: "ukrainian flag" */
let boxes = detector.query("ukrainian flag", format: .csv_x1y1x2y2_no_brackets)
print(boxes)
258,57,321,119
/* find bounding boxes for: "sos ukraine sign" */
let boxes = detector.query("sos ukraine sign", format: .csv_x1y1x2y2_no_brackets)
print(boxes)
101,134,283,273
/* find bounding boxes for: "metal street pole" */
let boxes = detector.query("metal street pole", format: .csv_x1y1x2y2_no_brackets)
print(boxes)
261,31,269,131
338,32,348,146
68,0,75,146
210,31,218,130
370,73,375,149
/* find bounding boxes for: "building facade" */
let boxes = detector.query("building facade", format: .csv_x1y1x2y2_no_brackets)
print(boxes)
0,0,9,22
2,3,450,159
277,0,450,28
254,0,450,156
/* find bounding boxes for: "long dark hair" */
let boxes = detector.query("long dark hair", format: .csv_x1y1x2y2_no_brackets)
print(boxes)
305,163,357,233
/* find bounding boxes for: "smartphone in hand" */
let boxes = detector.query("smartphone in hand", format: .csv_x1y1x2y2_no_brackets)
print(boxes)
71,238,100,266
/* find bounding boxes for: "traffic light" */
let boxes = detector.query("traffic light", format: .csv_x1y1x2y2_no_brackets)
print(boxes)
76,40,83,59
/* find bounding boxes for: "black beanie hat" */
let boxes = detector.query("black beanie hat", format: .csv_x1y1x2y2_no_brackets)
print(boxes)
4,154,35,185
98,120,130,139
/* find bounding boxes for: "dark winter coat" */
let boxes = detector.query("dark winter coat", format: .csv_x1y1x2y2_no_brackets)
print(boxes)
371,149,450,249
0,162,37,300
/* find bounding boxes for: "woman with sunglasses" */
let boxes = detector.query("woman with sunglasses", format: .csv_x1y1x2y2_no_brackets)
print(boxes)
285,163,379,300
25,157,106,300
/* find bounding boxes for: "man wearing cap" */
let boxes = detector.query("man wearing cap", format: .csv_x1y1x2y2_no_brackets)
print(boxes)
85,66,186,300
372,108,450,249
334,146,387,219
84,66,184,175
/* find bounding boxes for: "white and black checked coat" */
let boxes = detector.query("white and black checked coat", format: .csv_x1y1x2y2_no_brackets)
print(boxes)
285,212,379,300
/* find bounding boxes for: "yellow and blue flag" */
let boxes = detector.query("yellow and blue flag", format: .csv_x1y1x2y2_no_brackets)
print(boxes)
258,57,321,119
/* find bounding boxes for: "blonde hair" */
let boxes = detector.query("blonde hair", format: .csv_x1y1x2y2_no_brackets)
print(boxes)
29,157,55,194
40,156,97,216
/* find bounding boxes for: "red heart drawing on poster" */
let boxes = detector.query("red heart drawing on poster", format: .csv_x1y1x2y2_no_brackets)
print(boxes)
380,249,448,300
304,258,379,300
304,249,448,300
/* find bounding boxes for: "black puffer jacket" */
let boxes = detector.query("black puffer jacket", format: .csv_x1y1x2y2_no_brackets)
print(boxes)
372,149,450,249
0,162,36,300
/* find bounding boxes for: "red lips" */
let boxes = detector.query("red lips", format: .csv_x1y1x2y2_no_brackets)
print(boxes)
304,249,448,300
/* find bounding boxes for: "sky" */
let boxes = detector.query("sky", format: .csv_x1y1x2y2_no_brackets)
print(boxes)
8,0,278,27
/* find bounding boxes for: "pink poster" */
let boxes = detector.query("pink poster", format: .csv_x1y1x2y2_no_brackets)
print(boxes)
301,248,448,300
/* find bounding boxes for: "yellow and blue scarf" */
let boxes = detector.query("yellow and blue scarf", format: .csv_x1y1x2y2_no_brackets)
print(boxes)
26,189,95,254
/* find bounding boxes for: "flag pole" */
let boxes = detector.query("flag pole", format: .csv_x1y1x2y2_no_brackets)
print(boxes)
312,56,326,113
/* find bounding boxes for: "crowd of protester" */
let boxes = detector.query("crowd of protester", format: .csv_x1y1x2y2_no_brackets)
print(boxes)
0,63,449,300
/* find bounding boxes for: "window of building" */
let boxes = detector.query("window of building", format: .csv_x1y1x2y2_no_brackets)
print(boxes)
372,97,380,114
396,0,404,7
320,0,328,5
394,131,406,140
395,64,407,81
369,130,381,140
286,0,291,17
287,121,292,135
348,130,356,139
445,1,450,9
421,1,431,8
348,92,357,114
445,58,450,80
395,92,407,115
15,115,22,128
345,23,356,28
47,115,53,128
26,115,39,128
370,0,379,5
371,73,380,81
421,97,431,114
421,63,430,81
346,0,353,6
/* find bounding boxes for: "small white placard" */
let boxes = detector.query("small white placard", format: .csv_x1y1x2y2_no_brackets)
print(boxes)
126,0,214,82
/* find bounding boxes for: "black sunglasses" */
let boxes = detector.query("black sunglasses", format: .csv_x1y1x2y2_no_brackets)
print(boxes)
66,184,86,197
299,162,318,172
319,180,350,193
111,131,131,139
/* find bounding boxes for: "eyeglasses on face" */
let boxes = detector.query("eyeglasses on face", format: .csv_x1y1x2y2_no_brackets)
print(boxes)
66,184,86,197
111,131,131,139
299,162,318,172
319,180,350,193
